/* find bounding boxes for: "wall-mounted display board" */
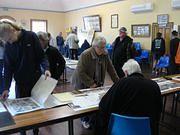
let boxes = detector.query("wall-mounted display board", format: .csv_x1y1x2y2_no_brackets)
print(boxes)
131,24,151,37
157,14,169,27
83,15,101,32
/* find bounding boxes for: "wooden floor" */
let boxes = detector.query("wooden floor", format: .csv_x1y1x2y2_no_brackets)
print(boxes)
11,66,180,135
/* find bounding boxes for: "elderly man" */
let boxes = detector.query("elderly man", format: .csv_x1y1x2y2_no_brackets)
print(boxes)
37,32,65,80
112,27,135,78
96,59,162,135
71,36,119,128
71,36,119,90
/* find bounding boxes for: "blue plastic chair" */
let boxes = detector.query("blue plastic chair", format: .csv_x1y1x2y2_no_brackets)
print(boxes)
108,113,151,135
133,42,141,52
135,50,149,64
106,43,113,58
156,56,170,68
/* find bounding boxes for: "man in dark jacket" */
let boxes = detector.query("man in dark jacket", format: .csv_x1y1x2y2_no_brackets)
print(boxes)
112,27,135,78
96,59,162,135
0,21,51,135
38,32,65,80
56,32,64,55
170,30,180,74
0,22,51,100
151,32,166,72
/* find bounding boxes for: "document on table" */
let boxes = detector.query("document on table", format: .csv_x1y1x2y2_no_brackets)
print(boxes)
69,93,100,111
53,92,75,102
0,102,6,112
0,102,15,128
4,75,61,116
156,80,180,92
172,76,180,82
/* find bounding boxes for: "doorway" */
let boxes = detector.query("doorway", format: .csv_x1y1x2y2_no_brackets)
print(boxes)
152,22,174,55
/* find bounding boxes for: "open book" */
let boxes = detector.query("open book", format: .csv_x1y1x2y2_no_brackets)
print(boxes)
4,75,62,116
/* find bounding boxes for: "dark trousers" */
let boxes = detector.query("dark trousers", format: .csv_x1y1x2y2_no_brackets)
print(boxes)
70,49,78,60
0,60,3,95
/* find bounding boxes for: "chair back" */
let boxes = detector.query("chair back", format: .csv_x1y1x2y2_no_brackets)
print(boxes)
108,113,151,135
157,56,170,68
141,50,149,59
133,42,141,51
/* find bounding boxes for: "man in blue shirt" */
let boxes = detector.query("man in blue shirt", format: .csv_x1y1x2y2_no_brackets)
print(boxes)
56,32,64,55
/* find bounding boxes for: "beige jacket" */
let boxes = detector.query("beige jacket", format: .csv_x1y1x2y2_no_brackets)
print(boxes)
71,47,119,89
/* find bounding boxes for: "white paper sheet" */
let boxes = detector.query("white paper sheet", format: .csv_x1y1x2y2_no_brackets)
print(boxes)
4,75,58,115
0,102,6,112
31,75,58,105
4,97,42,116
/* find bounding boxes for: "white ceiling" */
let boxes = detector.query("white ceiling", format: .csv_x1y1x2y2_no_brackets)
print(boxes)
0,0,121,12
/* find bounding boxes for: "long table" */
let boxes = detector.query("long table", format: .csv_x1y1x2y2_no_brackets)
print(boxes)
0,75,180,135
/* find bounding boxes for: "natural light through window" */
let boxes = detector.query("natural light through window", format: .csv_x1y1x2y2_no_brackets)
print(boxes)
31,20,47,33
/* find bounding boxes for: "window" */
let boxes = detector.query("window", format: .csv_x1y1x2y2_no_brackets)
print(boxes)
30,19,47,33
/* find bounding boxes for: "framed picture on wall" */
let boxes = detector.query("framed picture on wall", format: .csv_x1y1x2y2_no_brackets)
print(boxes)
111,14,118,29
157,14,169,27
131,24,151,37
83,15,101,32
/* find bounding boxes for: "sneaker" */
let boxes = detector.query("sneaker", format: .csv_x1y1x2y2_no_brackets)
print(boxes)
82,121,91,129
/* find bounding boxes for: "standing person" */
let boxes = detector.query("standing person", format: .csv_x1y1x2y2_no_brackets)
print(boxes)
37,32,66,80
56,32,64,55
0,40,4,95
0,22,51,135
65,30,79,60
112,27,135,78
170,30,180,74
47,32,57,48
151,32,166,73
96,59,162,135
71,36,119,128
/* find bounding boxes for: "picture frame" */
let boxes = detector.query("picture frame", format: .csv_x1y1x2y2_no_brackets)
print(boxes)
131,24,151,37
157,14,169,27
83,15,101,32
111,14,118,29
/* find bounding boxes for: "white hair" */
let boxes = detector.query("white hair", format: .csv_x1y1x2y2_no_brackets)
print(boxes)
92,36,106,47
37,31,49,41
122,59,141,76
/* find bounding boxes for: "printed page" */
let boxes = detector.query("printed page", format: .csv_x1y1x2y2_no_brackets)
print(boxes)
69,93,100,111
44,94,67,108
4,97,42,116
31,75,58,106
53,92,75,102
172,76,180,82
0,102,6,112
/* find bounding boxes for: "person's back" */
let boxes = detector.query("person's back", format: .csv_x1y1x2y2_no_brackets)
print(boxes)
97,60,162,135
45,45,65,79
66,33,79,49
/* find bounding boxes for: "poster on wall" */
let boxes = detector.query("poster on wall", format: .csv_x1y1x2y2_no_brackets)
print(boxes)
157,14,169,27
131,24,151,37
83,15,101,32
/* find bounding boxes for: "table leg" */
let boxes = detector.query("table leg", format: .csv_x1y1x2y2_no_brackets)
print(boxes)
161,96,167,121
68,119,74,135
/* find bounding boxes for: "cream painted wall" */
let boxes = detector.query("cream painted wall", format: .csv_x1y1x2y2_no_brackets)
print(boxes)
0,9,65,38
0,0,179,50
64,0,180,50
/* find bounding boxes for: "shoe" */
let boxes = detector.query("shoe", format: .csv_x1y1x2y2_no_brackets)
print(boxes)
82,121,91,129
